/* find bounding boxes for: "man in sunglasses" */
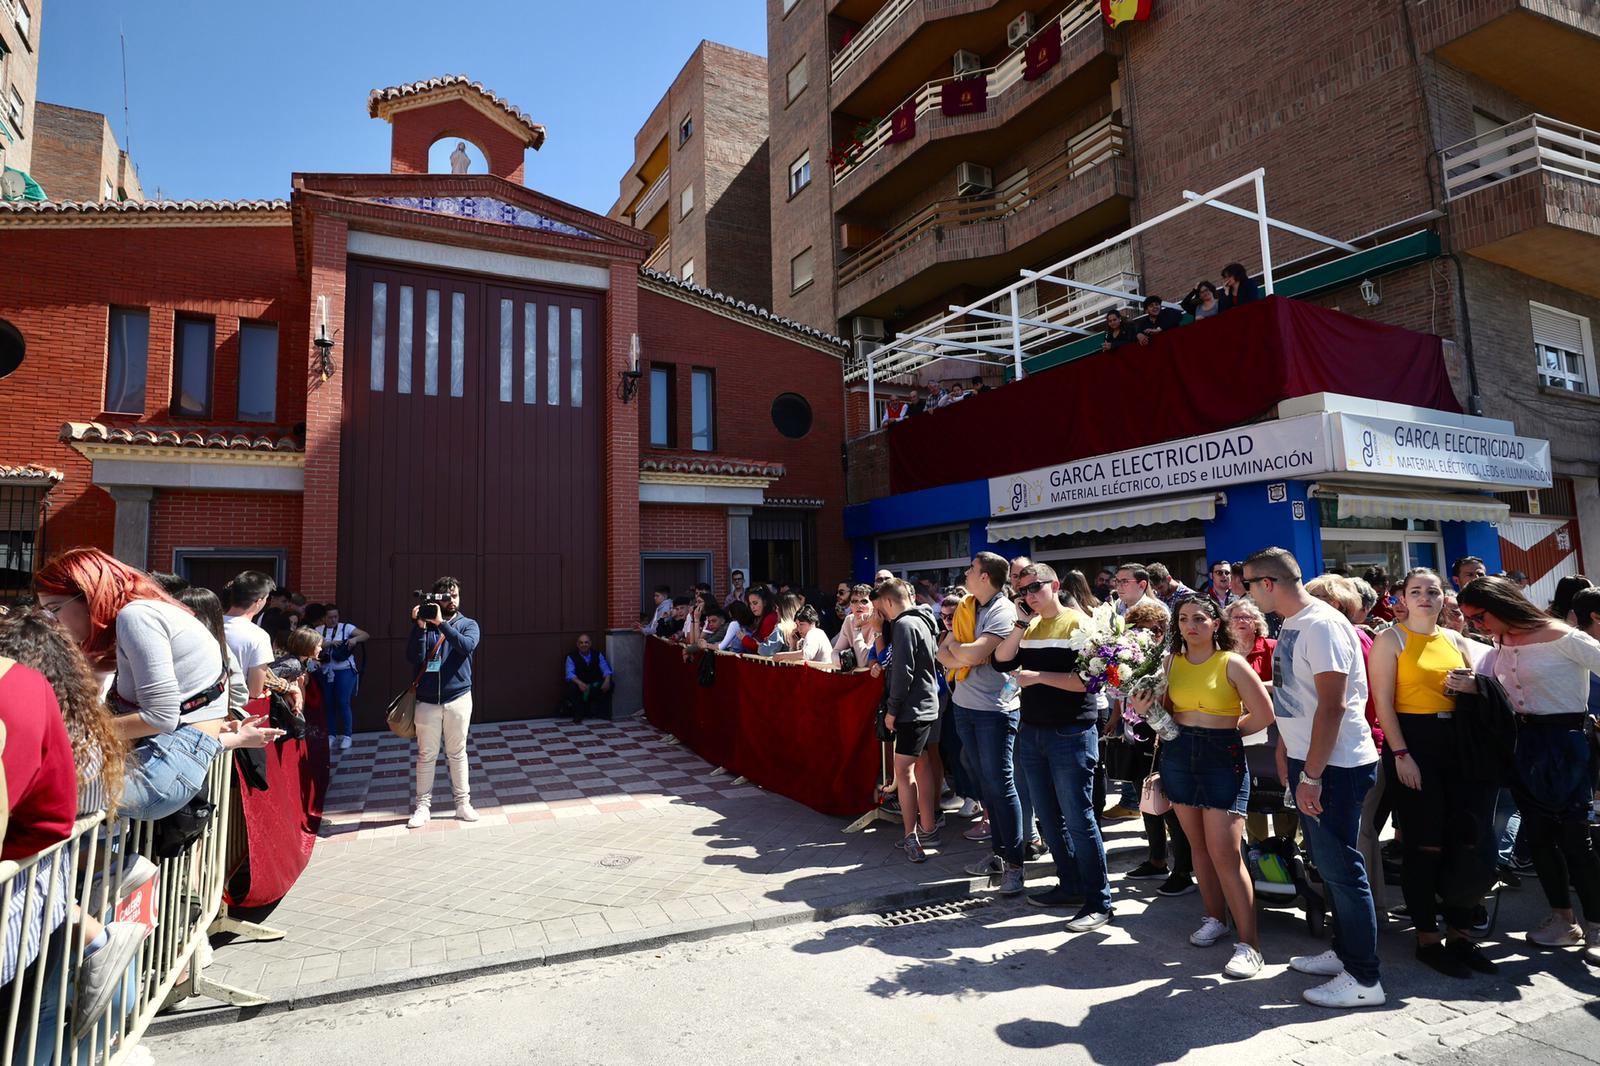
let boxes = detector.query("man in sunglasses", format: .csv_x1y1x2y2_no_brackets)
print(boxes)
1207,561,1235,608
1243,547,1383,1010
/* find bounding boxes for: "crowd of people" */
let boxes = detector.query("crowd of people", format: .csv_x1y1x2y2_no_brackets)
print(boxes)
651,548,1600,1009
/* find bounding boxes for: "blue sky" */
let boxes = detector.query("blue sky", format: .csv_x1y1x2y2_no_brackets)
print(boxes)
38,1,767,213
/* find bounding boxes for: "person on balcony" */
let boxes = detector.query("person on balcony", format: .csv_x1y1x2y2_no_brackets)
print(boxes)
1099,309,1141,352
1182,280,1223,320
1136,295,1184,345
1218,263,1260,311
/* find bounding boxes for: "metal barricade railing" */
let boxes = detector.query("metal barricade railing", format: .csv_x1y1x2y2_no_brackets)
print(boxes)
0,751,278,1065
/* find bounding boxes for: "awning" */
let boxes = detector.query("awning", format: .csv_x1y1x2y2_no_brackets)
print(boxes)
988,492,1223,542
1330,490,1510,525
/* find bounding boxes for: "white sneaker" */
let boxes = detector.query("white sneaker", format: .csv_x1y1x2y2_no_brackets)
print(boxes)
456,801,481,823
1303,971,1386,1009
1528,911,1583,947
1584,923,1600,965
1289,949,1344,977
340,735,353,750
1224,942,1263,979
1189,916,1228,947
955,798,982,819
406,803,431,829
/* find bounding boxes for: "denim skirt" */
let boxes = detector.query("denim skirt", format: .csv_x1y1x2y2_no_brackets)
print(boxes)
1160,725,1248,815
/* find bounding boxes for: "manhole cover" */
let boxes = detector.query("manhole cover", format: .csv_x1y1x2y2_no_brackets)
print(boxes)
878,896,994,927
597,854,639,869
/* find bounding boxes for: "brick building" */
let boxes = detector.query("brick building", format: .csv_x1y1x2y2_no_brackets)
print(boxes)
29,102,143,202
0,75,847,724
771,0,1599,597
607,41,773,307
0,0,40,175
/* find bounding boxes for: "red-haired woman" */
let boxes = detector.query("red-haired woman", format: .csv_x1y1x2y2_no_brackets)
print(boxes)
33,548,278,821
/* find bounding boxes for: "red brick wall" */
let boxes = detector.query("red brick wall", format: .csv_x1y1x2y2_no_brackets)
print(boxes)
148,490,305,588
605,261,643,630
637,287,849,585
387,98,529,184
299,213,348,600
640,503,729,595
0,222,305,559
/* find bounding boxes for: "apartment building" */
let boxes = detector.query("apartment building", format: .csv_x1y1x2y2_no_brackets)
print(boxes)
608,41,773,307
0,0,38,175
30,102,143,201
773,0,1600,600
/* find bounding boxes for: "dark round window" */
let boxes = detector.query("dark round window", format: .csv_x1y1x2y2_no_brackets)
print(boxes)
771,392,813,439
0,320,23,380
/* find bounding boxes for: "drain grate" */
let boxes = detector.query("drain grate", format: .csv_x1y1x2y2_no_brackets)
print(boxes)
877,896,994,927
597,854,639,869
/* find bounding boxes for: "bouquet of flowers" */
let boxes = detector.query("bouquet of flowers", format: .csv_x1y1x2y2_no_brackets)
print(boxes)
1067,604,1176,740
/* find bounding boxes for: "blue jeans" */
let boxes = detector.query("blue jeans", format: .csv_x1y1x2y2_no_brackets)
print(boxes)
1290,758,1381,986
954,703,1024,867
121,726,223,821
1018,722,1111,913
318,668,358,738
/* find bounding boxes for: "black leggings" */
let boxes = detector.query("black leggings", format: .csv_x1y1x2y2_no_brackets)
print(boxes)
1384,716,1497,935
1144,810,1191,875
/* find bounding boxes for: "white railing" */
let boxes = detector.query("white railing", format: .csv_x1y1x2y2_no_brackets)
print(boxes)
0,753,277,1065
633,166,671,226
1440,114,1600,200
831,0,916,82
831,0,1100,184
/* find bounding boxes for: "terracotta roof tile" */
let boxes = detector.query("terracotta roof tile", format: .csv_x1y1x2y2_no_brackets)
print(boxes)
60,422,303,453
368,76,546,149
0,199,288,218
639,456,785,479
639,267,848,350
0,464,64,484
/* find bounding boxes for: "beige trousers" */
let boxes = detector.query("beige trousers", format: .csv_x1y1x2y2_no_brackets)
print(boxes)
414,691,473,806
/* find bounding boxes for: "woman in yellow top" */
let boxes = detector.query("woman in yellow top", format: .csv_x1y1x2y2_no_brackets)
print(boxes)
1369,566,1498,979
1130,595,1274,979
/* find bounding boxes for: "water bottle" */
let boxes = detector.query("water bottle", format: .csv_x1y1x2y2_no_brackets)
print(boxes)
1001,673,1020,704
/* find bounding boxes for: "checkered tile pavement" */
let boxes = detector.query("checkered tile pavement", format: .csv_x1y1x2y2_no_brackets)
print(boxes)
320,716,760,842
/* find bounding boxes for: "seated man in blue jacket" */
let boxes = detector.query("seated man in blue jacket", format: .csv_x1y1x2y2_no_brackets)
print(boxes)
562,633,614,722
406,576,482,828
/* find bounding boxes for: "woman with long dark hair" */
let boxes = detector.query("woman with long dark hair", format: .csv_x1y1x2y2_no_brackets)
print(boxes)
1457,575,1600,961
1550,575,1592,623
739,587,778,653
1130,594,1274,979
1370,568,1498,977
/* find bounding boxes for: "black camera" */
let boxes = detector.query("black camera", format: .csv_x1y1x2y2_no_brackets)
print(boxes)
413,589,450,623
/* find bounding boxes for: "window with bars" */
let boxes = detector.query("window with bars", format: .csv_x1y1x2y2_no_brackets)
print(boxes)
0,482,45,604
1531,302,1594,395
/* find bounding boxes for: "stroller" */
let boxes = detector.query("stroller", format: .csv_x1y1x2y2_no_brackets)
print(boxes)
1242,725,1328,937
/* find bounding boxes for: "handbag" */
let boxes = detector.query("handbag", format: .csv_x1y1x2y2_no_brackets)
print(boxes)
152,794,216,858
386,633,445,740
1139,740,1171,816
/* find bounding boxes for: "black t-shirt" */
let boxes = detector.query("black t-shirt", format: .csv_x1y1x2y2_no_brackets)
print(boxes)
994,610,1095,729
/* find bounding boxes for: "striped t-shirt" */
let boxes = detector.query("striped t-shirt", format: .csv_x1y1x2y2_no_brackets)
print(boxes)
1002,609,1093,728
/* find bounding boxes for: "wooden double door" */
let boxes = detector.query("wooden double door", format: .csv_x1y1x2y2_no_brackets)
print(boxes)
339,259,604,725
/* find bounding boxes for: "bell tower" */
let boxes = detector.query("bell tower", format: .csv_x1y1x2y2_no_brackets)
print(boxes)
367,75,546,184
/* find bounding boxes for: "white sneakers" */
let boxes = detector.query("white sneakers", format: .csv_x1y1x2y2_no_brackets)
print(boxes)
406,803,430,829
340,735,353,750
456,801,481,822
1302,971,1387,1009
1289,949,1344,977
1224,943,1263,979
1528,911,1584,947
1585,923,1600,965
1189,916,1229,947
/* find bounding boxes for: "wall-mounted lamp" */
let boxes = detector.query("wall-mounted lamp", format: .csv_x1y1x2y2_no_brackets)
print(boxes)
312,295,337,385
620,332,643,403
1359,278,1381,306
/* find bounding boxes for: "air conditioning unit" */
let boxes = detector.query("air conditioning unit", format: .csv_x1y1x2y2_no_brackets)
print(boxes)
952,50,983,77
1006,12,1038,48
956,162,994,196
852,316,886,342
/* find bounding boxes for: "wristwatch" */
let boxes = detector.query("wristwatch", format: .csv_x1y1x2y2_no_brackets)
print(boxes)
1298,771,1322,788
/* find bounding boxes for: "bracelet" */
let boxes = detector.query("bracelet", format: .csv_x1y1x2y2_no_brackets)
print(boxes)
1392,748,1410,760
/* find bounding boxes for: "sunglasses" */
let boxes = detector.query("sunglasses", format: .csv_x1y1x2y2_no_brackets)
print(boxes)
38,593,83,619
1460,606,1487,623
1238,575,1273,591
1015,583,1047,597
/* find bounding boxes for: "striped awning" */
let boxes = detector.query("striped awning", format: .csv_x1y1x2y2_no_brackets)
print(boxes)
987,492,1223,542
1333,491,1509,525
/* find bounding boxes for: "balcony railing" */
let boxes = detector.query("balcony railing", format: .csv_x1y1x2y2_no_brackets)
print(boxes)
1440,114,1600,200
633,165,671,225
831,0,1100,185
838,116,1124,287
831,0,915,82
644,234,671,273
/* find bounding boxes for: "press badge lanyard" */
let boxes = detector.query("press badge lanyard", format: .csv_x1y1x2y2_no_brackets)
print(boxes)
425,624,446,673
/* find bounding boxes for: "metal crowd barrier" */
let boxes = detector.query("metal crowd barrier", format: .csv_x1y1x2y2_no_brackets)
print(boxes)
0,751,282,1065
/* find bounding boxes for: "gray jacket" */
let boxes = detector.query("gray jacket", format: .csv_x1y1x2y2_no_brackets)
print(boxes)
886,604,941,724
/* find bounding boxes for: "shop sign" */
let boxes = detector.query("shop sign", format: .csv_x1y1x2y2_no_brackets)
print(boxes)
1332,414,1552,489
990,415,1331,517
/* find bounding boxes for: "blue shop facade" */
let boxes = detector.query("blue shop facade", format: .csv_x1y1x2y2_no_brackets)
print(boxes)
846,393,1554,591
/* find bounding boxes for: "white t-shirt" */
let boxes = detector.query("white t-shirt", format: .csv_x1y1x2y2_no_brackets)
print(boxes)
1270,598,1378,768
223,614,274,675
797,627,833,664
717,621,746,652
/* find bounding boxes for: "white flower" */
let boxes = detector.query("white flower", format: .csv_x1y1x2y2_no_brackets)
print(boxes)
1088,656,1106,673
1116,647,1134,662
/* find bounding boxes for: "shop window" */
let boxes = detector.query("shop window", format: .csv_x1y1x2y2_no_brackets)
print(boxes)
790,246,814,293
875,525,972,592
771,391,812,438
789,151,811,197
0,318,23,379
690,368,715,452
237,321,278,422
172,315,215,417
105,307,149,415
786,56,809,104
1531,302,1594,395
650,365,676,447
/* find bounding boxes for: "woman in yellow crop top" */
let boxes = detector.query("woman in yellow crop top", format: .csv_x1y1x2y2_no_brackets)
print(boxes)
1369,567,1498,978
1130,595,1274,978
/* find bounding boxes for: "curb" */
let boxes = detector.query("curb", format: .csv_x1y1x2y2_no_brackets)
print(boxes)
146,868,1010,1034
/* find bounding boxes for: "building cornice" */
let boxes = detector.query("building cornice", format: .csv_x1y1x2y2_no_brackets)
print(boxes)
67,442,305,468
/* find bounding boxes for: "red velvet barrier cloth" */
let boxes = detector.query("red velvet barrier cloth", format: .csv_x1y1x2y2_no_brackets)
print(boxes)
226,690,330,908
887,296,1461,495
643,638,884,818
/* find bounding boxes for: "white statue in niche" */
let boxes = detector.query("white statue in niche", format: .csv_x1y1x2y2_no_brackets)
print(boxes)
450,142,471,174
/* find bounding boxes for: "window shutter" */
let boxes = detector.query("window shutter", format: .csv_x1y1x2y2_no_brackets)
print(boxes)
1531,304,1585,353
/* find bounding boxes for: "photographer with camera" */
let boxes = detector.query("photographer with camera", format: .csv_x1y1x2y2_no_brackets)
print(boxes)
405,577,481,828
315,604,369,751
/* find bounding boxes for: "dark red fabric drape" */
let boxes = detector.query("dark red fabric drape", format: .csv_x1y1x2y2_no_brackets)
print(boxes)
887,296,1460,495
643,638,883,818
226,690,330,908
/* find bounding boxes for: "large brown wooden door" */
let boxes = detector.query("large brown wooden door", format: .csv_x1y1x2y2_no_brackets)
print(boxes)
340,260,603,726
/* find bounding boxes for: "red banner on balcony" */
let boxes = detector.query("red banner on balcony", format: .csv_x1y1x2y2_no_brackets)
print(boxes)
886,99,918,144
1101,0,1152,27
1023,28,1062,80
941,75,988,116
